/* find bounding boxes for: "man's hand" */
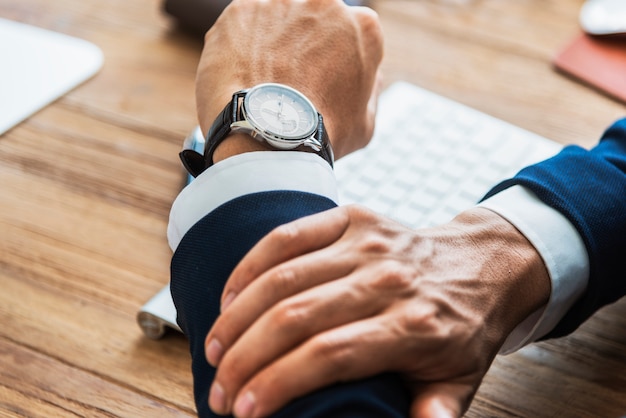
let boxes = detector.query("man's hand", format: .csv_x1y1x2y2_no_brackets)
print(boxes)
196,0,384,159
204,206,551,417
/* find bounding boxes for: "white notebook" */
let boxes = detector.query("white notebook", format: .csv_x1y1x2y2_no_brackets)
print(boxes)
0,18,103,134
137,81,562,338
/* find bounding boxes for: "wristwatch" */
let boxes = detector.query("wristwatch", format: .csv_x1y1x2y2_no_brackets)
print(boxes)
180,83,334,177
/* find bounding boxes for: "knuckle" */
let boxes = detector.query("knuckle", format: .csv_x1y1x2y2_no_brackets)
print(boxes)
344,204,377,223
308,333,353,377
368,261,414,293
357,7,382,34
270,222,301,246
398,304,440,336
270,299,310,333
356,8,383,43
270,265,299,290
359,233,392,255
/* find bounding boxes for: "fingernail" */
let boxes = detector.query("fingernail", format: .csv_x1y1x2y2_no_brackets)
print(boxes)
206,338,224,366
233,391,256,418
221,291,237,312
209,382,227,413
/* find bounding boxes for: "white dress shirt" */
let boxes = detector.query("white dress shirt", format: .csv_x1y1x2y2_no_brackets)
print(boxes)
168,151,589,354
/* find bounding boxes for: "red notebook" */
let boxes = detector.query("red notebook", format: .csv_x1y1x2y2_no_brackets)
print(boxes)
553,33,626,104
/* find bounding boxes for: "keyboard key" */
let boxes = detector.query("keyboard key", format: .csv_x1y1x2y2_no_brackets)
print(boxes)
379,182,409,202
391,205,425,228
361,165,388,184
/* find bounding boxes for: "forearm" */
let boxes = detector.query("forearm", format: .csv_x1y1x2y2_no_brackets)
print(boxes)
483,118,626,338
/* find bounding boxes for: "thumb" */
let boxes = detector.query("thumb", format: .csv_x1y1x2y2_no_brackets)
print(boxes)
410,382,474,418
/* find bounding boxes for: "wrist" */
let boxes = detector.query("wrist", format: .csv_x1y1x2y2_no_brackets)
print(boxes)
450,208,551,343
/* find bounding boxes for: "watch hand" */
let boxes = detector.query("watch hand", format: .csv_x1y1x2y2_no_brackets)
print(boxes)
261,108,282,118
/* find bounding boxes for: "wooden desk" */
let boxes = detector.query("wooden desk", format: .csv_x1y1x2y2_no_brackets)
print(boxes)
0,0,624,416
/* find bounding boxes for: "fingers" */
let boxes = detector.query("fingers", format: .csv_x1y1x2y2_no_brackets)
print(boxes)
208,250,422,416
221,206,350,307
207,240,401,365
213,206,409,359
205,244,357,365
218,315,403,418
212,272,387,381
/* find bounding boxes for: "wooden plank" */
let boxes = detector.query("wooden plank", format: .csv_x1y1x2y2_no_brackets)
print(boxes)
0,270,195,413
0,337,193,417
0,107,184,216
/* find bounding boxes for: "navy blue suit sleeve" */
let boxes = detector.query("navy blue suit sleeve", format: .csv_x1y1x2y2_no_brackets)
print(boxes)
170,191,409,417
483,118,626,338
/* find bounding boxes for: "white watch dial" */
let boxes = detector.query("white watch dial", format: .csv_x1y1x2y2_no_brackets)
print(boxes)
244,84,318,140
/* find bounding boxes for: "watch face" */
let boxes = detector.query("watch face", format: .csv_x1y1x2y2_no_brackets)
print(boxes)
243,83,318,141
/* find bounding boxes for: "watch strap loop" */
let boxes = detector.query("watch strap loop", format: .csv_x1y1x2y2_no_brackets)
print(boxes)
317,113,334,168
179,149,206,178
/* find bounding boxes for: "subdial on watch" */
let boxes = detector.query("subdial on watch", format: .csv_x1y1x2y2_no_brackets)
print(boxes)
259,99,299,135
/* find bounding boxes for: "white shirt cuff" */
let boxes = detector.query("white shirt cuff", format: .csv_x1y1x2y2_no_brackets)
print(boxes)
167,151,338,251
478,185,590,354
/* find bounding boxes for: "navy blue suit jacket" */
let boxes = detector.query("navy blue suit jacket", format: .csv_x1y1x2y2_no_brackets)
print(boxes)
171,118,626,417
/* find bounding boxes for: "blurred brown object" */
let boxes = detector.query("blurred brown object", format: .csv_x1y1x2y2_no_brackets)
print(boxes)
163,0,231,37
163,0,371,37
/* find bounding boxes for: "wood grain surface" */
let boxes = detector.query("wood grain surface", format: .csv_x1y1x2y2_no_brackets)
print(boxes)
1,0,624,417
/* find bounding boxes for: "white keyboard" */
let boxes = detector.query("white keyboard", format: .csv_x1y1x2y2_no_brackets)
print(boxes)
335,81,562,229
137,81,563,338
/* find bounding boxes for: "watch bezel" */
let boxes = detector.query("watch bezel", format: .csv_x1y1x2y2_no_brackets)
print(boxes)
240,83,319,146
